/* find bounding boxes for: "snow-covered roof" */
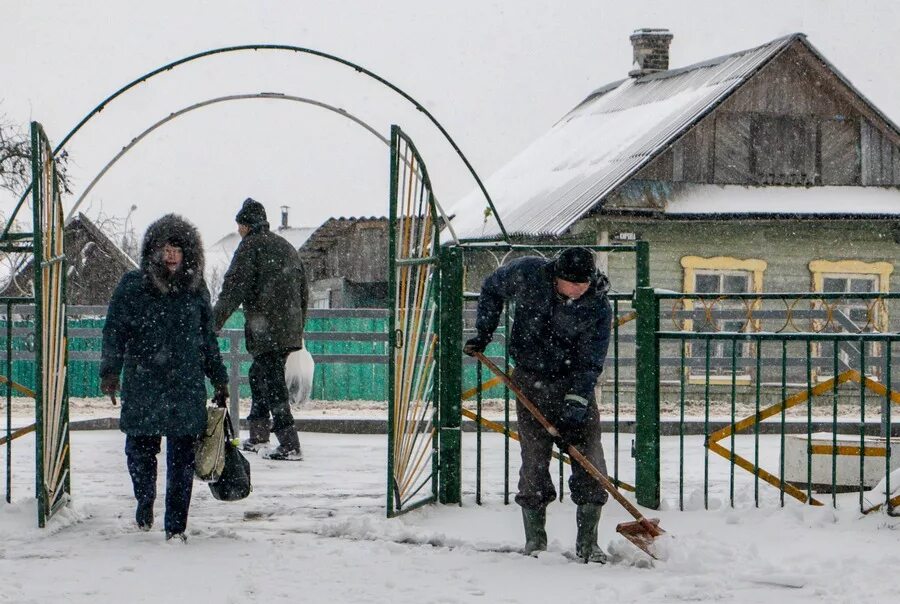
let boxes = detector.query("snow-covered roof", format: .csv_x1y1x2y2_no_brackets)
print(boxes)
663,184,900,217
71,213,139,269
446,33,900,240
206,226,314,281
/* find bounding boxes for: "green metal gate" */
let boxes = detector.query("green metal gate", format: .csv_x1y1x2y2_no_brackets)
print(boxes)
386,126,441,517
31,122,71,526
1,122,70,525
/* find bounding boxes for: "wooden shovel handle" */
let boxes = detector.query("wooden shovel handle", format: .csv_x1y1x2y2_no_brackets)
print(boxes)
472,352,660,534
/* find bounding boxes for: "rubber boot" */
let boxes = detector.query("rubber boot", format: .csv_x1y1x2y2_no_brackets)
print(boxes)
575,504,608,564
263,426,303,461
521,506,548,556
242,419,270,452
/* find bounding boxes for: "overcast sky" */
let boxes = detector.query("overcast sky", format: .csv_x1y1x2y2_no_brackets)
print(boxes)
3,0,899,247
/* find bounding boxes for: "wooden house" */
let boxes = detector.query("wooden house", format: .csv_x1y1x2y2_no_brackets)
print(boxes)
1,213,137,308
299,217,389,308
448,30,900,395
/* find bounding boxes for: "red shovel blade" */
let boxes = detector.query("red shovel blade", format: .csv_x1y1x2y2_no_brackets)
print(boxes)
616,518,664,560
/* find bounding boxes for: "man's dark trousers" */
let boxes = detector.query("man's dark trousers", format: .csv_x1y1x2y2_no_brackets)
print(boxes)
512,367,609,511
125,434,197,534
247,350,295,432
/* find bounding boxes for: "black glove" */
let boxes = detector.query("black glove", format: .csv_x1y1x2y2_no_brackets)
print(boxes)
558,393,590,430
463,333,491,356
100,374,119,395
100,374,119,405
212,383,229,408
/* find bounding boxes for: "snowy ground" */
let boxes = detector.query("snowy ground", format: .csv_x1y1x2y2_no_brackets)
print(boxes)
3,426,900,603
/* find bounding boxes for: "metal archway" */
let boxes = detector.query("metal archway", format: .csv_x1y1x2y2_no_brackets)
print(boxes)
66,92,459,243
5,44,506,242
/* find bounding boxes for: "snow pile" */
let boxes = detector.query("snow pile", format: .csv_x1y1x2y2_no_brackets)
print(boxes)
4,431,900,602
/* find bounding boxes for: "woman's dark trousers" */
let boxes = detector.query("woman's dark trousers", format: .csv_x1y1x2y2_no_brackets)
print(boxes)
125,434,197,534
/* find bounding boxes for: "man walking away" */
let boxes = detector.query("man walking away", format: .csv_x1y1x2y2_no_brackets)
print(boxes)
213,198,308,461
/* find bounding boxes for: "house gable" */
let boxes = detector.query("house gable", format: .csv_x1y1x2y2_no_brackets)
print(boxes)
299,217,388,284
447,32,900,239
621,38,900,207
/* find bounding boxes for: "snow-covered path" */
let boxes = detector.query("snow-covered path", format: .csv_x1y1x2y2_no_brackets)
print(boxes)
2,430,900,603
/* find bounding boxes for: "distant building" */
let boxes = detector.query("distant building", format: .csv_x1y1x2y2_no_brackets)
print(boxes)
299,217,388,308
0,213,138,307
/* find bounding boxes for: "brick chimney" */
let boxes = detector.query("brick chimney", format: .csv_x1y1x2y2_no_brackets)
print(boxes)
629,28,673,77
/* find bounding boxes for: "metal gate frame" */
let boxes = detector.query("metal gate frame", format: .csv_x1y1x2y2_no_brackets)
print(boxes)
386,125,442,517
0,121,70,526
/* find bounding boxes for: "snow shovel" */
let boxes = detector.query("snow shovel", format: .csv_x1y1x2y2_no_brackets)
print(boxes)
472,352,666,560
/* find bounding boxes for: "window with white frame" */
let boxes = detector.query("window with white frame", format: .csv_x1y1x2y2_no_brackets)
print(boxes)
820,274,878,329
311,290,331,310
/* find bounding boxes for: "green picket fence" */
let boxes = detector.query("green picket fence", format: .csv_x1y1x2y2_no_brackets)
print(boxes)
305,312,388,401
3,306,549,404
1,308,392,401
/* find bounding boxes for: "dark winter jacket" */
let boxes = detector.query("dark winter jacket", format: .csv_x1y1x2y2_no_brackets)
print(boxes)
474,256,612,401
100,214,228,437
212,223,308,355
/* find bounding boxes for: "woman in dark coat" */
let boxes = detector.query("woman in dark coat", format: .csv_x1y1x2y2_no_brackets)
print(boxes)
100,214,229,541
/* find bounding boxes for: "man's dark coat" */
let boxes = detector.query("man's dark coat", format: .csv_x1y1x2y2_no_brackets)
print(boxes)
213,224,308,355
474,256,612,400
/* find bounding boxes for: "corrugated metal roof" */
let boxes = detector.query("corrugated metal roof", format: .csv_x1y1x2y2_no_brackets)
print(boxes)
447,34,802,240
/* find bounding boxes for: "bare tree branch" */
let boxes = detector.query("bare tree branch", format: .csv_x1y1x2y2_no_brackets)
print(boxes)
0,113,72,196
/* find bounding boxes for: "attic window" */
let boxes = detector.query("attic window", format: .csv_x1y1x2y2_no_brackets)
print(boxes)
750,115,818,185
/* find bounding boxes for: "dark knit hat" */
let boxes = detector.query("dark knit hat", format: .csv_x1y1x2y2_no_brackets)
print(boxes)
235,198,268,227
554,247,596,283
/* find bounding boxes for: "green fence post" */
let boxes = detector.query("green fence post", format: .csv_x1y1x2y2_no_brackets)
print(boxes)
438,245,462,504
634,285,660,509
635,240,650,288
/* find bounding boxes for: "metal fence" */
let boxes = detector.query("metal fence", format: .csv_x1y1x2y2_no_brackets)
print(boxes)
0,306,390,402
449,242,648,507
5,289,900,514
644,290,900,514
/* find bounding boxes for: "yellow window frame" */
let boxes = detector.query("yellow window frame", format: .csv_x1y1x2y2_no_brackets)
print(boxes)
809,259,893,380
681,256,768,385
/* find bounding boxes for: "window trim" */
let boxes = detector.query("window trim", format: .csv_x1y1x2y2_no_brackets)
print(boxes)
809,259,893,294
809,259,892,333
681,256,767,385
682,256,768,294
809,259,893,380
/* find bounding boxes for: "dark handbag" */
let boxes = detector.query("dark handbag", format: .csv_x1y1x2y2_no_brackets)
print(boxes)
209,413,252,501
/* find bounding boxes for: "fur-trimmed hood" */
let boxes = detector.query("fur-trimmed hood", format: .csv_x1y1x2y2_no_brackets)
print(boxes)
140,214,204,293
